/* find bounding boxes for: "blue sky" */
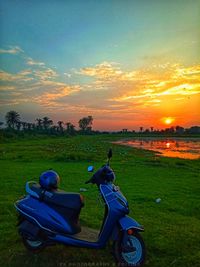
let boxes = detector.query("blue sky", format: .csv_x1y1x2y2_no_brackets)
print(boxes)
0,0,199,130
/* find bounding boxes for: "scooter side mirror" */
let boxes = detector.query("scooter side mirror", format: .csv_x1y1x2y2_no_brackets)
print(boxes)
87,166,94,172
107,148,112,159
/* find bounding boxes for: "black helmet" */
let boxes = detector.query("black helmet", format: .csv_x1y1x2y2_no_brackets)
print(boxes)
39,170,60,190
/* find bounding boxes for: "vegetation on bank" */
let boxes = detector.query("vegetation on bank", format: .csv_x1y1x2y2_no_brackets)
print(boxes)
0,134,200,267
0,111,200,139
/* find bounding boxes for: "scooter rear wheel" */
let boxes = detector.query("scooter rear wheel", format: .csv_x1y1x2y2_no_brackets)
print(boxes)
113,231,145,267
22,235,45,253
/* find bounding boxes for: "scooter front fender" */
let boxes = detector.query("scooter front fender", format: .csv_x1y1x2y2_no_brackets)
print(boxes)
111,216,144,241
119,216,144,231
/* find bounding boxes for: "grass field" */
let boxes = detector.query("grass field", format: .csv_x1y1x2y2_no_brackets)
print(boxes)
0,134,200,267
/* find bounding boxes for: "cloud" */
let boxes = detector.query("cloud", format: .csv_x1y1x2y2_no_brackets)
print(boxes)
33,84,80,106
0,69,34,82
97,63,200,103
0,67,80,108
0,46,24,54
26,57,45,66
0,85,16,91
33,68,58,80
78,61,122,80
1,58,200,129
64,72,71,78
70,62,200,123
0,66,59,84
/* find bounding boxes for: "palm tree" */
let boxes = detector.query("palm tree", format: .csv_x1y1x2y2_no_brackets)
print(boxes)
5,111,21,129
51,125,58,134
57,121,64,132
27,123,32,131
139,127,143,133
66,122,75,135
16,121,22,131
31,123,36,130
21,122,27,131
36,118,43,130
150,127,154,132
42,117,53,130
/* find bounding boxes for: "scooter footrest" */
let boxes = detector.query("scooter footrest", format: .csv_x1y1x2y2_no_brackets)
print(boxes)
72,226,99,242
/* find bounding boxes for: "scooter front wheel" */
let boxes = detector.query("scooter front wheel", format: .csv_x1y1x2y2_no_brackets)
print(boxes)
113,231,145,267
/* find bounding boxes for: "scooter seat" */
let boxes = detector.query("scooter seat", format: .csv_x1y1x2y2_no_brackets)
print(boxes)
30,183,84,210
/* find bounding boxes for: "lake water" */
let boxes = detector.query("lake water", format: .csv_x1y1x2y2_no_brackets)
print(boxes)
115,138,200,159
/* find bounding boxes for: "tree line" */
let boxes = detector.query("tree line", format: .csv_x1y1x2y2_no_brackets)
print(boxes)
0,110,199,136
0,111,93,135
122,125,200,135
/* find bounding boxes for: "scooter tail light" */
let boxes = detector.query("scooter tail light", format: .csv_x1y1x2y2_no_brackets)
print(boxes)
127,229,134,235
80,194,84,202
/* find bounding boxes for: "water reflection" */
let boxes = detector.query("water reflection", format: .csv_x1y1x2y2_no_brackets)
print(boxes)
166,142,170,148
115,138,200,159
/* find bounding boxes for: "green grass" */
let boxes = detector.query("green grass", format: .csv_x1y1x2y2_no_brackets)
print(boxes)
0,135,200,267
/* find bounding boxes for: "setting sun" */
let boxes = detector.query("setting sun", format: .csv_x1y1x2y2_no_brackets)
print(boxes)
162,117,175,126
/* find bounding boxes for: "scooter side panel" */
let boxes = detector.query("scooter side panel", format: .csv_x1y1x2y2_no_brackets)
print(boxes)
97,184,126,246
15,196,74,234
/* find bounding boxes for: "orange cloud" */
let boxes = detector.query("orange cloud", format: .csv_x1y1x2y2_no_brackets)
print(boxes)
33,84,80,106
79,61,122,79
103,64,200,102
0,70,34,82
1,60,199,129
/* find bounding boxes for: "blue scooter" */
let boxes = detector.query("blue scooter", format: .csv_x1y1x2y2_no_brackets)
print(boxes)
15,149,145,266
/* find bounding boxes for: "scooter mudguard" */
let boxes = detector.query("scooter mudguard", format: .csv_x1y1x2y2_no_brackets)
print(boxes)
111,216,144,241
119,216,144,232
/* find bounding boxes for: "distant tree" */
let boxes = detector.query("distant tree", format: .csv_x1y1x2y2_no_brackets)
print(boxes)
27,123,32,131
49,125,59,134
122,129,128,133
188,126,200,134
139,127,143,133
57,121,64,132
66,122,76,135
36,118,43,130
175,126,184,134
31,123,36,130
66,122,71,132
16,121,22,131
79,116,93,132
150,127,154,132
164,127,175,134
21,122,27,131
5,111,21,129
42,117,53,130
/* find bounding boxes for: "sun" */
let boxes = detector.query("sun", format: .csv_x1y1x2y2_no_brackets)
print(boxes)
162,117,175,126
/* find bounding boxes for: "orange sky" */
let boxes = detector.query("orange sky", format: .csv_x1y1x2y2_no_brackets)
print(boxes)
0,61,200,131
0,1,199,130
